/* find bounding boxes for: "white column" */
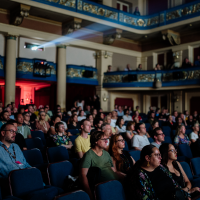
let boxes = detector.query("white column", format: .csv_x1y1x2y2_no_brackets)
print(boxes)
138,0,147,15
5,35,17,106
57,45,66,112
102,0,114,7
188,46,194,64
153,52,158,69
96,51,113,111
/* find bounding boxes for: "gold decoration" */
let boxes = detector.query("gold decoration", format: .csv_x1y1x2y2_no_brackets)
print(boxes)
181,7,189,16
138,74,155,82
83,3,90,11
103,75,121,83
98,8,105,16
137,19,144,26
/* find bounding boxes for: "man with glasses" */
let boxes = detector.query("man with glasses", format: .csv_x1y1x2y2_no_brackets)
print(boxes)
80,131,117,200
132,123,150,151
0,123,31,178
0,111,10,129
151,127,165,149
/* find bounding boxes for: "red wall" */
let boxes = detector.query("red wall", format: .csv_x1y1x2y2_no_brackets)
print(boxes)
115,98,133,108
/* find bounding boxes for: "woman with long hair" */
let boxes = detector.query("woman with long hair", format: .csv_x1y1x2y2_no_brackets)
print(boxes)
174,125,191,146
125,145,190,200
115,118,126,134
35,111,50,134
126,121,137,140
109,134,135,175
78,110,86,121
68,114,80,130
165,115,175,130
160,143,200,195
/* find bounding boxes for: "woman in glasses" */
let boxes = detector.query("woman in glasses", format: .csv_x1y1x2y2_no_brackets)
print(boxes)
160,143,200,195
125,145,190,200
109,135,135,175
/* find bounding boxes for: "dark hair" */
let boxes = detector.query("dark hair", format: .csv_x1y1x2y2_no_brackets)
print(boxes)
0,123,14,132
14,112,22,119
72,110,77,115
126,121,135,131
1,110,9,117
152,127,162,138
90,131,105,148
86,114,92,119
22,112,29,116
80,119,90,127
7,120,17,124
78,110,84,116
124,109,128,114
152,120,159,127
55,122,64,131
140,144,156,164
159,143,171,166
51,115,61,122
94,118,103,126
135,123,143,133
116,117,123,127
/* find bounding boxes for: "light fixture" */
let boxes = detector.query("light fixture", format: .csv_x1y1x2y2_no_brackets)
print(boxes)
103,93,109,101
31,46,38,51
116,33,121,39
190,24,192,26
145,35,148,38
33,60,52,77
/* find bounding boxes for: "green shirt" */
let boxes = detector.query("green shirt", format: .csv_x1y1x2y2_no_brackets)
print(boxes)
81,149,117,182
17,125,31,139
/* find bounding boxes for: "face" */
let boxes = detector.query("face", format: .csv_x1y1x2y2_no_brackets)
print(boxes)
40,112,46,120
186,111,189,115
189,115,193,120
73,115,78,122
130,124,135,131
81,111,84,116
174,111,178,117
78,107,82,111
103,125,112,137
87,105,90,111
118,106,122,111
112,111,116,117
13,108,18,113
93,109,97,115
168,144,177,161
151,113,155,118
194,111,198,116
24,113,30,121
185,58,189,63
96,135,108,149
57,112,62,119
13,123,18,132
44,108,48,113
17,114,24,124
180,114,184,119
28,106,33,113
115,135,125,149
57,124,65,133
153,122,159,129
125,110,129,115
90,119,93,126
169,115,172,121
46,105,49,110
193,124,199,132
7,108,11,115
108,66,111,70
97,120,103,128
139,124,146,134
1,125,16,144
88,115,93,121
100,113,104,119
82,121,91,133
178,118,182,124
54,117,61,125
180,126,186,134
20,108,25,114
120,119,124,125
135,111,139,116
155,130,165,142
12,103,15,108
146,147,161,168
106,117,111,124
3,112,9,121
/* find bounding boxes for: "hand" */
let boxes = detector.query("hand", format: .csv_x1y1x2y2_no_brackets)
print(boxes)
190,187,200,193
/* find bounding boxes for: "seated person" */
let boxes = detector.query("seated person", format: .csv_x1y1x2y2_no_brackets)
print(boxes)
174,125,191,146
159,109,167,121
172,110,178,123
48,115,61,136
124,64,131,71
126,121,137,141
189,122,199,143
45,104,53,117
68,114,80,130
187,115,194,127
80,131,118,200
125,145,190,200
0,123,31,179
107,65,112,72
151,127,165,149
75,119,91,158
132,110,142,123
104,115,116,135
133,7,140,16
109,134,135,175
194,55,200,66
7,120,27,151
0,111,9,129
193,111,199,122
44,106,51,122
91,118,103,134
117,106,124,117
155,108,160,118
184,110,189,121
15,113,31,139
182,57,193,68
78,110,86,121
149,120,159,137
134,106,140,113
136,64,142,70
23,112,35,130
28,105,37,123
155,63,161,70
36,111,50,134
110,111,118,127
132,123,150,151
180,113,187,126
165,115,176,130
115,118,126,134
102,123,112,151
160,143,200,195
148,111,155,124
52,122,73,149
123,109,132,122
57,111,68,131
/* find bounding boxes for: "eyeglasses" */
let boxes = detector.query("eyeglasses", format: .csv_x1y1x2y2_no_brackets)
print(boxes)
116,139,125,143
100,138,108,142
153,153,161,158
25,115,30,117
156,133,165,136
4,130,16,134
168,149,177,153
41,115,46,116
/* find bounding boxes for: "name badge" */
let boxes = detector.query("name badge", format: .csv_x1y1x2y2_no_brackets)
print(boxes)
15,161,23,166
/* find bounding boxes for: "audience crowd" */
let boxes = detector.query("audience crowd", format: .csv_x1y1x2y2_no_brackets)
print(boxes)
0,99,200,200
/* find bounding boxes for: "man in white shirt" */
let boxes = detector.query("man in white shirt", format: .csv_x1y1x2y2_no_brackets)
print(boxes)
117,106,124,117
151,127,165,149
132,123,150,151
189,122,199,143
123,109,132,122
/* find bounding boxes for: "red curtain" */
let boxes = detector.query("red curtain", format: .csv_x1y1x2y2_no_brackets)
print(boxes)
194,47,200,62
35,87,50,108
115,98,133,108
148,0,168,15
190,97,200,114
15,86,21,108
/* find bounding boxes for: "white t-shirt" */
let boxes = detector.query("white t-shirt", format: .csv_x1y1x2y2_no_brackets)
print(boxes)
77,102,83,110
116,125,126,134
189,132,199,141
123,115,132,122
78,116,86,121
110,119,117,127
67,111,72,116
132,135,150,150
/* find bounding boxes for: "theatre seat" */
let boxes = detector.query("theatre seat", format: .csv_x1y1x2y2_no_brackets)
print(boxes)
191,158,200,177
162,126,171,132
0,187,22,200
67,129,80,135
25,138,44,151
31,131,46,145
163,136,172,144
69,135,78,145
128,150,140,162
95,180,126,200
145,123,151,132
54,190,90,200
178,143,193,159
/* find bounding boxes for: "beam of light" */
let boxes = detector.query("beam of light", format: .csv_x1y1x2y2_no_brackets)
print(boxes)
36,23,114,49
31,46,38,50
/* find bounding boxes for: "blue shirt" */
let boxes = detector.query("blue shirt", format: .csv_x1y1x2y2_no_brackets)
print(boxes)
0,141,31,178
194,60,200,66
0,121,6,129
117,111,124,117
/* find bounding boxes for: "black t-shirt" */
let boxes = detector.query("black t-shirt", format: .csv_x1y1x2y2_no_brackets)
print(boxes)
120,150,134,174
142,167,175,200
15,133,26,150
30,113,37,123
68,123,80,130
171,162,184,188
159,113,167,119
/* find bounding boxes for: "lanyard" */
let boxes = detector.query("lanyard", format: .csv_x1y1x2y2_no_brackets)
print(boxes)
1,145,16,160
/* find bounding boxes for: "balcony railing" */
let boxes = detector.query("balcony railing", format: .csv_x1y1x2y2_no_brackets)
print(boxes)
32,0,200,29
103,67,200,88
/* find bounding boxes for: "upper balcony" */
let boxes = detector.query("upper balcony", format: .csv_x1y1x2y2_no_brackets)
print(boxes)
103,67,200,90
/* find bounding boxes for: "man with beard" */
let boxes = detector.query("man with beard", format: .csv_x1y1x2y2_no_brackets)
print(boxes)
0,111,10,129
0,123,31,178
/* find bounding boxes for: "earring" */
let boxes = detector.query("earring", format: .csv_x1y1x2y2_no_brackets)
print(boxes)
147,162,150,167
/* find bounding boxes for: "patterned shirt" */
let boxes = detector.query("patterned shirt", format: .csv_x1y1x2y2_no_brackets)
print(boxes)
174,134,190,145
53,134,71,146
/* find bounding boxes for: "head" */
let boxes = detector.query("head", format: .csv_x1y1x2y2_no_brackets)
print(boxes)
168,115,173,122
118,106,122,112
44,107,48,113
11,102,15,109
184,58,189,63
135,110,139,116
176,125,186,136
126,121,135,131
7,104,12,109
194,111,198,116
23,112,30,122
102,123,112,137
28,105,34,113
13,108,18,113
19,107,25,114
52,115,61,126
173,110,178,117
111,111,117,117
152,120,159,129
176,117,183,125
0,123,16,144
56,105,61,112
152,127,165,143
124,109,129,115
108,65,112,71
104,116,111,124
140,145,161,168
86,105,91,111
5,107,11,116
55,122,64,133
1,111,9,122
138,64,142,69
86,114,93,121
197,55,200,60
156,108,160,114
90,131,108,149
79,110,85,117
7,120,18,132
39,111,46,121
192,122,199,132
184,110,189,116
160,143,177,166
135,7,139,11
57,112,63,120
135,123,146,135
126,64,130,69
150,111,155,118
189,115,193,121
116,118,124,127
94,118,103,129
92,109,97,115
15,113,24,125
81,119,91,134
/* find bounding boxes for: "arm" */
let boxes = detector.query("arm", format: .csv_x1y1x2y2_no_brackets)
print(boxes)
191,139,196,143
130,156,136,165
110,160,126,180
77,152,84,158
126,132,133,140
133,147,141,151
79,168,94,200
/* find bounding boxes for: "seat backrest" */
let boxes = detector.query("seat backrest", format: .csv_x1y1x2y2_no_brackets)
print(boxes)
178,143,193,159
148,137,154,143
185,130,192,135
55,190,90,200
128,150,141,162
9,168,44,197
33,137,45,151
25,139,36,150
180,162,193,180
162,130,171,137
23,149,44,166
163,136,172,144
47,146,69,163
69,135,79,145
123,141,129,151
67,129,80,135
172,130,176,136
95,180,126,200
48,161,73,188
191,157,200,176
145,123,151,132
31,131,46,145
162,126,171,132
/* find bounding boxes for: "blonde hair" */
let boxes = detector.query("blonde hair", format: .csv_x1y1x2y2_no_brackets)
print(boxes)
176,125,185,136
104,115,111,123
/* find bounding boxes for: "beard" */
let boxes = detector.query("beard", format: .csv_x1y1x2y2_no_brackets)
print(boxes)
5,136,15,144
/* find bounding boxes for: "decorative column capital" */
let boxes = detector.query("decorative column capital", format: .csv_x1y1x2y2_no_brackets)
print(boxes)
57,45,66,49
6,35,17,40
